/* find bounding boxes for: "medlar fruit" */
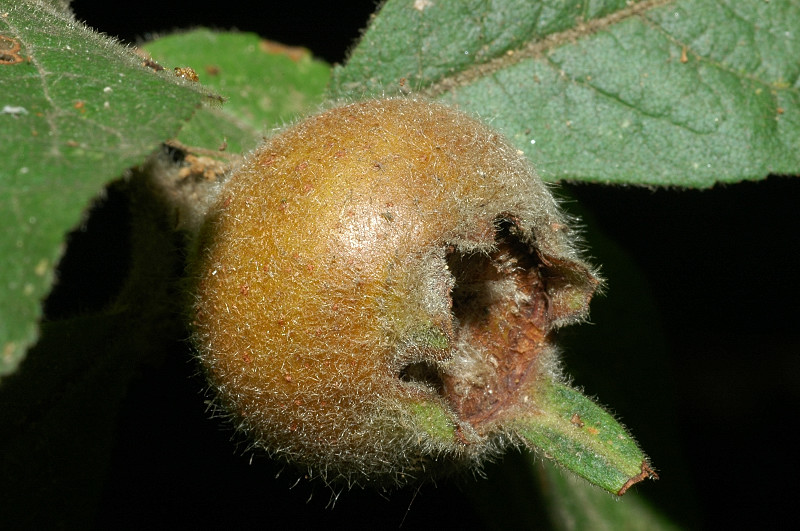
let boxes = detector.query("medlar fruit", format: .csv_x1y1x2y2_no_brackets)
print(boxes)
189,97,603,485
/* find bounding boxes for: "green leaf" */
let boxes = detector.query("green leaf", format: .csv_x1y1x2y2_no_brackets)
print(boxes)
330,0,800,187
512,380,655,495
0,0,209,379
143,29,331,155
36,0,71,13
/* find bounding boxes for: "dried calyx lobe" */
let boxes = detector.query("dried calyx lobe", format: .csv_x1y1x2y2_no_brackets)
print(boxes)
190,98,600,484
402,216,593,435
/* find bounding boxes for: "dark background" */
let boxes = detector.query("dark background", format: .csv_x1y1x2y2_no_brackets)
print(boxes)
14,1,800,528
70,0,378,64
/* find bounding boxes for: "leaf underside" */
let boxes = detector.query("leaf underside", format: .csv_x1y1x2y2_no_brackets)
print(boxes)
330,0,800,187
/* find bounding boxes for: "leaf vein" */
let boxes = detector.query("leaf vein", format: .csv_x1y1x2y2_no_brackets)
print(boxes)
640,8,800,95
2,6,61,147
424,0,675,98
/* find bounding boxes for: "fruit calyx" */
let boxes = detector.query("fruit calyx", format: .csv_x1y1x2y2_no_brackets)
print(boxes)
441,218,552,429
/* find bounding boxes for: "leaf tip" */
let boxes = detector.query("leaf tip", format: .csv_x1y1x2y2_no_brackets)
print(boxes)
616,461,659,496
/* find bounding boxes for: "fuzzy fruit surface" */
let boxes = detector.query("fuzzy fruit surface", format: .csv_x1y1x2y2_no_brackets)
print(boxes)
191,98,600,484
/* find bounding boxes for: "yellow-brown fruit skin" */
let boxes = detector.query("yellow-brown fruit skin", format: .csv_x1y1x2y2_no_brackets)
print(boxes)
191,98,598,484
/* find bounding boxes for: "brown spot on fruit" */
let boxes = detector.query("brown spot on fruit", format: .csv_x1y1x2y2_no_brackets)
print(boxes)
190,98,600,484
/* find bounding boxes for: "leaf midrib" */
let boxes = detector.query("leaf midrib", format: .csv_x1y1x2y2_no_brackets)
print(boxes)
423,0,675,98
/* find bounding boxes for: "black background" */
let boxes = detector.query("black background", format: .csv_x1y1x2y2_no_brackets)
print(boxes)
23,1,800,528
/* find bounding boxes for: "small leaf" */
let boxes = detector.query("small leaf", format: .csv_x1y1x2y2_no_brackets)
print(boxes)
512,380,656,495
0,0,209,378
330,0,800,187
143,30,331,155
